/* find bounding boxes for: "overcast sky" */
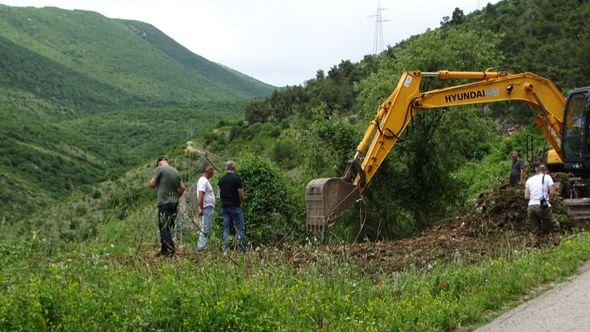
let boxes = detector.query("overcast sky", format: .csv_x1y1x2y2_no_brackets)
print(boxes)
1,0,499,86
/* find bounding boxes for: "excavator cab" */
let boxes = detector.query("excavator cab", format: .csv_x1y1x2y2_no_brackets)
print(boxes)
561,88,590,175
560,88,590,220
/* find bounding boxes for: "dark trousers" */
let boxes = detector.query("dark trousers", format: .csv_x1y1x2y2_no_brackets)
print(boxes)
158,203,178,254
527,205,560,233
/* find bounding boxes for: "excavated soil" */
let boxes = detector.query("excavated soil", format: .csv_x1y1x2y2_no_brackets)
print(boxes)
132,185,587,275
279,185,585,274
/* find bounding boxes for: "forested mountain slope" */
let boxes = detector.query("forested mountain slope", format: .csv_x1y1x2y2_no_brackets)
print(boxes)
466,0,590,90
0,5,273,104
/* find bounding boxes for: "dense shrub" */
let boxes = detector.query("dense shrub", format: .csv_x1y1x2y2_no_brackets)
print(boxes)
270,141,298,169
304,118,359,179
236,156,305,245
267,125,281,138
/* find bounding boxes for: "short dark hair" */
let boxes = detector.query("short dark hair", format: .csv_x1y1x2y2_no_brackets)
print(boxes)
156,156,167,166
201,163,213,173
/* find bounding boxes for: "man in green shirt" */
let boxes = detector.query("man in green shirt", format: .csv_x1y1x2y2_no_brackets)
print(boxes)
149,156,185,257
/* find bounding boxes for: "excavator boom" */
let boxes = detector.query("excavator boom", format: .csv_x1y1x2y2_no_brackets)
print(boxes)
306,69,568,230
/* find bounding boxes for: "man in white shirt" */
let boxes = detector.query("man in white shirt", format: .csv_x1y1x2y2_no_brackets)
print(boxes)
524,164,560,243
197,164,215,251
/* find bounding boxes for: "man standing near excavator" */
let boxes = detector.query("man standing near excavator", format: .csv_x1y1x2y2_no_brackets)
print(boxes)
149,156,185,257
510,150,525,186
196,164,215,251
218,161,248,253
524,164,560,244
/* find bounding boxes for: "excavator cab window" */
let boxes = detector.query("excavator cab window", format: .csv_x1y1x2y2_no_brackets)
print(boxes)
562,92,588,162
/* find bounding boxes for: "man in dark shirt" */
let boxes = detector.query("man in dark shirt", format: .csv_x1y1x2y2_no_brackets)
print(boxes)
149,156,185,257
218,161,248,252
510,150,525,186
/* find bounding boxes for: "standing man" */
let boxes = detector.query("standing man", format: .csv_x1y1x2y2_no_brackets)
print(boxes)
524,164,560,244
149,156,185,257
510,150,525,186
197,164,215,251
218,161,248,253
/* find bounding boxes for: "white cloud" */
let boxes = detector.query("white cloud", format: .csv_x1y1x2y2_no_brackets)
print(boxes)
0,0,498,86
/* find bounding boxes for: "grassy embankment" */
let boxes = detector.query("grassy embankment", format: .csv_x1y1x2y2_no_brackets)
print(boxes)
2,214,590,330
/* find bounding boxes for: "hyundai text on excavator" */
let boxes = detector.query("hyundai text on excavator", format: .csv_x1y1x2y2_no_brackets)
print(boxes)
305,69,590,230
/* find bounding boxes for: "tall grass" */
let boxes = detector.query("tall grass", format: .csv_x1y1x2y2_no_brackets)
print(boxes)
2,229,590,330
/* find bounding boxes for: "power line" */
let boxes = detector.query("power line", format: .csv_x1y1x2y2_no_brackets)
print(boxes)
368,0,389,54
474,0,482,11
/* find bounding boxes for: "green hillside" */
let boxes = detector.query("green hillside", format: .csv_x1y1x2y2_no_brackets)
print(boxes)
119,19,273,99
0,5,273,103
466,0,590,90
0,4,274,222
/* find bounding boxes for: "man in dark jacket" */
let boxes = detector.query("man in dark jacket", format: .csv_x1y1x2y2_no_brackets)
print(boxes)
510,150,525,186
218,161,248,252
149,156,185,257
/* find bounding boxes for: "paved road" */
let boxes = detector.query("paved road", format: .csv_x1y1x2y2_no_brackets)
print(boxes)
478,261,590,332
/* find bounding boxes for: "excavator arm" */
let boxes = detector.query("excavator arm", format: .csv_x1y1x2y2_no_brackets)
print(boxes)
305,70,567,230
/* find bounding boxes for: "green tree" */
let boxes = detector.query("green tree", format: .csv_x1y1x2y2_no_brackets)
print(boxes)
236,156,305,245
343,27,503,240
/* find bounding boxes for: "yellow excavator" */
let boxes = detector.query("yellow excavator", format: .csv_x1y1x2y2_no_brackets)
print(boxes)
306,69,590,230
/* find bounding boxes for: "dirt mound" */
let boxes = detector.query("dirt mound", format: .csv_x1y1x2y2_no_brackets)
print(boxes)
319,218,528,273
465,185,572,236
474,185,528,228
281,185,578,274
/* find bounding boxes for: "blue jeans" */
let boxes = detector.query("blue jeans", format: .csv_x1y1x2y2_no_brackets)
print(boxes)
197,206,215,251
222,206,248,252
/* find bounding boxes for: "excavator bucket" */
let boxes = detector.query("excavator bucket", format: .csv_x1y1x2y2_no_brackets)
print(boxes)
305,178,361,231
